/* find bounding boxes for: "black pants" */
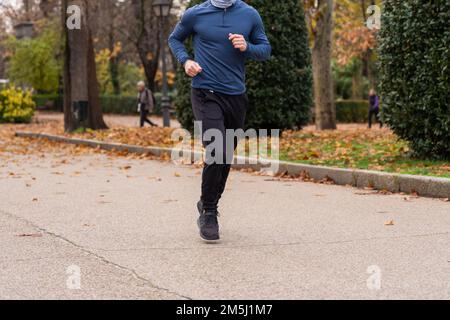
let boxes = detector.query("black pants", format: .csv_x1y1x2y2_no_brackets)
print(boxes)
140,108,156,127
368,109,382,128
191,88,248,212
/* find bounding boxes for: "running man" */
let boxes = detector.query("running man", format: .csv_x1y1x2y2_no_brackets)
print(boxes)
169,0,271,242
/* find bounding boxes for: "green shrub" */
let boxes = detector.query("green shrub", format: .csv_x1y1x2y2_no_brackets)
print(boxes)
33,94,63,111
173,0,200,132
174,0,313,131
0,86,36,123
32,93,175,115
100,95,137,114
5,23,61,93
379,0,450,159
100,93,175,115
336,100,369,123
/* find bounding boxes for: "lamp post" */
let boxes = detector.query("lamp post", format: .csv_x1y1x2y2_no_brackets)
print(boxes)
152,0,173,128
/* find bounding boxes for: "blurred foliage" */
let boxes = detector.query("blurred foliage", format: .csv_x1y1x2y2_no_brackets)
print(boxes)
32,93,176,115
333,0,380,66
335,100,369,123
0,86,36,123
379,0,450,159
245,0,313,130
333,59,370,100
95,46,145,96
4,22,60,93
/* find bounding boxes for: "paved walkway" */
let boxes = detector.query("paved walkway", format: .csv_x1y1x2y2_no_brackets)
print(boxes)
34,111,380,131
0,150,449,299
34,112,181,129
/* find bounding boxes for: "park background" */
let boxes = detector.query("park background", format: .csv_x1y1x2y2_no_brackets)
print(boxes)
0,0,449,178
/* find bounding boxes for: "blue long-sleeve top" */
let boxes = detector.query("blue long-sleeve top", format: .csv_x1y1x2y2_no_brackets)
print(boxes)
168,0,271,95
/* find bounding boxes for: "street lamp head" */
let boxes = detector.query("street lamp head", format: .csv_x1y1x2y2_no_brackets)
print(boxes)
152,0,173,17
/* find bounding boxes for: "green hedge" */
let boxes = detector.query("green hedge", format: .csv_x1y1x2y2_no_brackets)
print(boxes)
33,94,370,124
100,95,138,114
33,94,63,111
379,0,450,159
32,93,176,115
336,100,369,123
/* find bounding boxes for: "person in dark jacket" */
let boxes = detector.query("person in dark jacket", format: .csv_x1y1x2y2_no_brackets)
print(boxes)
368,89,382,129
137,81,157,127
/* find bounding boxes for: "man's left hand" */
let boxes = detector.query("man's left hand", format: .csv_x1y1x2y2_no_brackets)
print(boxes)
229,34,248,52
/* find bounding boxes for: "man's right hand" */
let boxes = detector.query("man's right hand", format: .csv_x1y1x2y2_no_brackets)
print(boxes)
184,60,203,77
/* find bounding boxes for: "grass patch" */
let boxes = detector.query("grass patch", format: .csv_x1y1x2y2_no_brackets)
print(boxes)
279,129,449,178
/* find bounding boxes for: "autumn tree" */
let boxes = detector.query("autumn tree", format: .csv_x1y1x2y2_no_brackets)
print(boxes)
62,0,107,131
5,24,60,93
333,0,380,97
118,0,161,91
38,0,58,19
93,0,134,95
305,0,337,130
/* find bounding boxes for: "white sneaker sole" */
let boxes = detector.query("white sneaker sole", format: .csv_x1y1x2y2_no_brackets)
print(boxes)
199,234,221,244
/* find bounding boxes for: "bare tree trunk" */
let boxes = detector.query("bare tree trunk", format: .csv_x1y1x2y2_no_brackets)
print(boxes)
62,0,75,131
87,31,108,129
138,48,159,91
0,48,5,79
362,0,378,89
62,0,107,132
131,0,160,91
313,0,336,130
352,62,363,99
109,57,121,95
39,0,52,18
106,4,121,95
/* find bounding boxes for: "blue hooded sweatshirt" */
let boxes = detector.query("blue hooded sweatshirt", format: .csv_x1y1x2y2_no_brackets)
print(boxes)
168,0,272,95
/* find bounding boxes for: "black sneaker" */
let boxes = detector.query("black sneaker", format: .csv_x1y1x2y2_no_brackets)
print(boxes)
197,201,220,243
197,200,204,215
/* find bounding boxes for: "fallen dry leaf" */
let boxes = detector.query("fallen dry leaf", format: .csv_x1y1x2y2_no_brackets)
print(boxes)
16,233,43,238
97,201,112,204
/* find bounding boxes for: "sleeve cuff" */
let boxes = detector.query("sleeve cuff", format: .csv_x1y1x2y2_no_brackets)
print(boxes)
180,56,190,66
244,43,253,57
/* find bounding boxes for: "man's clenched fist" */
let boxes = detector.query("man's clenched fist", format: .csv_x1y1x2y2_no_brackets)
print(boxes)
229,33,248,52
184,60,203,77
